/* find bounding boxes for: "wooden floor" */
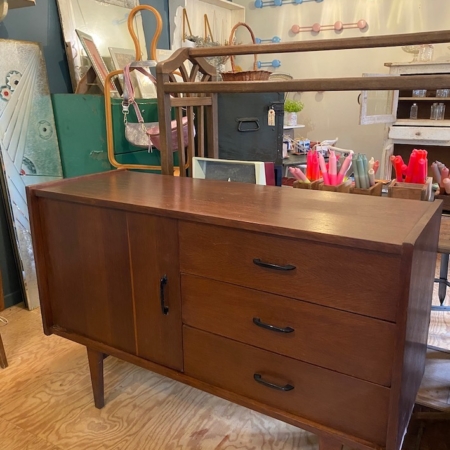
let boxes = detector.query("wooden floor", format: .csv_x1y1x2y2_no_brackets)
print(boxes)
1,258,450,449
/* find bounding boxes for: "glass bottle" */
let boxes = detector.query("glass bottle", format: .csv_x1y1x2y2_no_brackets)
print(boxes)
410,103,418,119
438,103,446,120
431,103,438,120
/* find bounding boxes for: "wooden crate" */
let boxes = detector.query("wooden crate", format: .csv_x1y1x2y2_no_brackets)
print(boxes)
351,182,384,196
388,177,433,201
293,180,322,190
318,181,352,193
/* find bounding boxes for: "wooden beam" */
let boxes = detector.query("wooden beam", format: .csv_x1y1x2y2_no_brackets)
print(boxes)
163,75,450,94
170,97,212,107
188,30,450,58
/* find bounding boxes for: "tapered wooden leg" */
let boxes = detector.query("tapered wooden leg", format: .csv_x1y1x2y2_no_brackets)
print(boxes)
318,436,343,450
0,332,8,369
87,347,105,409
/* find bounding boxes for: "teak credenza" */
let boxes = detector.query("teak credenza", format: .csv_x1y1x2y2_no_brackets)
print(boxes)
27,170,441,450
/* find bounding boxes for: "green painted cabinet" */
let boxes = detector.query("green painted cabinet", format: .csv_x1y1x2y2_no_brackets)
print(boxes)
52,94,178,178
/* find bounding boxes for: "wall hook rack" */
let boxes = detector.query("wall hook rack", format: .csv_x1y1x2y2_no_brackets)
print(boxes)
257,60,282,69
255,0,323,9
255,36,281,44
291,19,367,34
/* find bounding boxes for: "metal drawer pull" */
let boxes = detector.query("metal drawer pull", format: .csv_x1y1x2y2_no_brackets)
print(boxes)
160,275,169,315
237,117,260,132
253,373,294,392
253,317,294,333
253,258,296,271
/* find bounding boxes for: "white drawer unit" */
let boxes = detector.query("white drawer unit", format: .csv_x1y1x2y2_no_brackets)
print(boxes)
389,125,450,142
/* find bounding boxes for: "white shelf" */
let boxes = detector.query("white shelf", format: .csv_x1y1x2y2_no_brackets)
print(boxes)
399,97,450,101
9,0,35,9
394,119,450,127
198,0,245,10
283,124,305,129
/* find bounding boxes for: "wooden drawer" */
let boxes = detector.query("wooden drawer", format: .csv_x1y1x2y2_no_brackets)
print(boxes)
184,327,389,446
182,275,396,386
389,125,450,142
179,222,401,322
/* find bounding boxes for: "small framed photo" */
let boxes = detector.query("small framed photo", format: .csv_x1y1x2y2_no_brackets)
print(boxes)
109,47,157,98
75,29,116,91
109,47,136,70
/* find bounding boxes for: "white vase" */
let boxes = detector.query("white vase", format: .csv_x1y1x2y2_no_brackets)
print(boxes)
285,112,298,127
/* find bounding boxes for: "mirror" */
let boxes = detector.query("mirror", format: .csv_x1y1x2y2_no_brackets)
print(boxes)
56,0,147,91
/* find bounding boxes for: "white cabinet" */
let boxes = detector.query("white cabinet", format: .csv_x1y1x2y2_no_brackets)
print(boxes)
360,62,450,179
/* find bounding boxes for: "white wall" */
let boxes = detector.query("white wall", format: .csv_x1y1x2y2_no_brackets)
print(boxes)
233,0,450,163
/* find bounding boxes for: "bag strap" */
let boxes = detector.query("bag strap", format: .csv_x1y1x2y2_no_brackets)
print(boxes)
122,63,158,124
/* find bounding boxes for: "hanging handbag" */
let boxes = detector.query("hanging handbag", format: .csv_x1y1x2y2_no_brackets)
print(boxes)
122,63,193,152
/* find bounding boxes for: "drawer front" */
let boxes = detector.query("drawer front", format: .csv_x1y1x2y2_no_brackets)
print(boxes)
184,327,389,446
389,126,450,142
179,222,401,322
182,275,396,386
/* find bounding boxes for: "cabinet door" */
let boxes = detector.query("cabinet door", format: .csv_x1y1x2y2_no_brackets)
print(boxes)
41,200,136,354
359,73,399,124
127,213,182,371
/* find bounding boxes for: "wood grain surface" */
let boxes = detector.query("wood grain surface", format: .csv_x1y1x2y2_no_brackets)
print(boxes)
184,326,390,446
31,170,441,254
182,274,396,386
180,222,401,322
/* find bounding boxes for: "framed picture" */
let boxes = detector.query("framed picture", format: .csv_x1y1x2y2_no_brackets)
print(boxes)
76,29,116,91
109,47,157,98
109,47,136,70
56,0,146,91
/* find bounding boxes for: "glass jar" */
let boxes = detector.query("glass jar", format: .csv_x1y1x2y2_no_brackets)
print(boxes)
419,44,434,62
412,89,427,98
437,89,450,98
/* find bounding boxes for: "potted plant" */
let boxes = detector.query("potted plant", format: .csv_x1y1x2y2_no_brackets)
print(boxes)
284,99,304,127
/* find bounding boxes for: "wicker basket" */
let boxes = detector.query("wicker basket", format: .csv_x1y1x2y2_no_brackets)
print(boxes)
221,22,271,82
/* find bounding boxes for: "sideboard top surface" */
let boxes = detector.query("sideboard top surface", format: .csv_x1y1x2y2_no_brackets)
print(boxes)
30,170,441,254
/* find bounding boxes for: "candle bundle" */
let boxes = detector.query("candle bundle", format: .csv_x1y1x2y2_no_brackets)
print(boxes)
322,150,354,186
306,149,320,181
431,160,450,194
288,149,322,183
390,149,428,184
352,154,379,189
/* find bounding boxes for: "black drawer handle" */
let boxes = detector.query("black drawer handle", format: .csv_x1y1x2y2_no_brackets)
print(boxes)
237,117,260,132
160,275,169,315
253,258,296,271
253,317,294,334
253,373,294,392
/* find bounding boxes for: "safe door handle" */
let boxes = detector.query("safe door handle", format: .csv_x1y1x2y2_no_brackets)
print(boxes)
237,117,260,132
253,374,294,392
253,317,294,334
160,275,169,315
253,258,296,271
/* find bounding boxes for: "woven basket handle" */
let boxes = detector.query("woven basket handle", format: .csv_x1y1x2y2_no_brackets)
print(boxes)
228,22,257,72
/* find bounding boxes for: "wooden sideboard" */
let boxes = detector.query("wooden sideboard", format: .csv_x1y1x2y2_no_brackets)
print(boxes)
27,170,441,450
